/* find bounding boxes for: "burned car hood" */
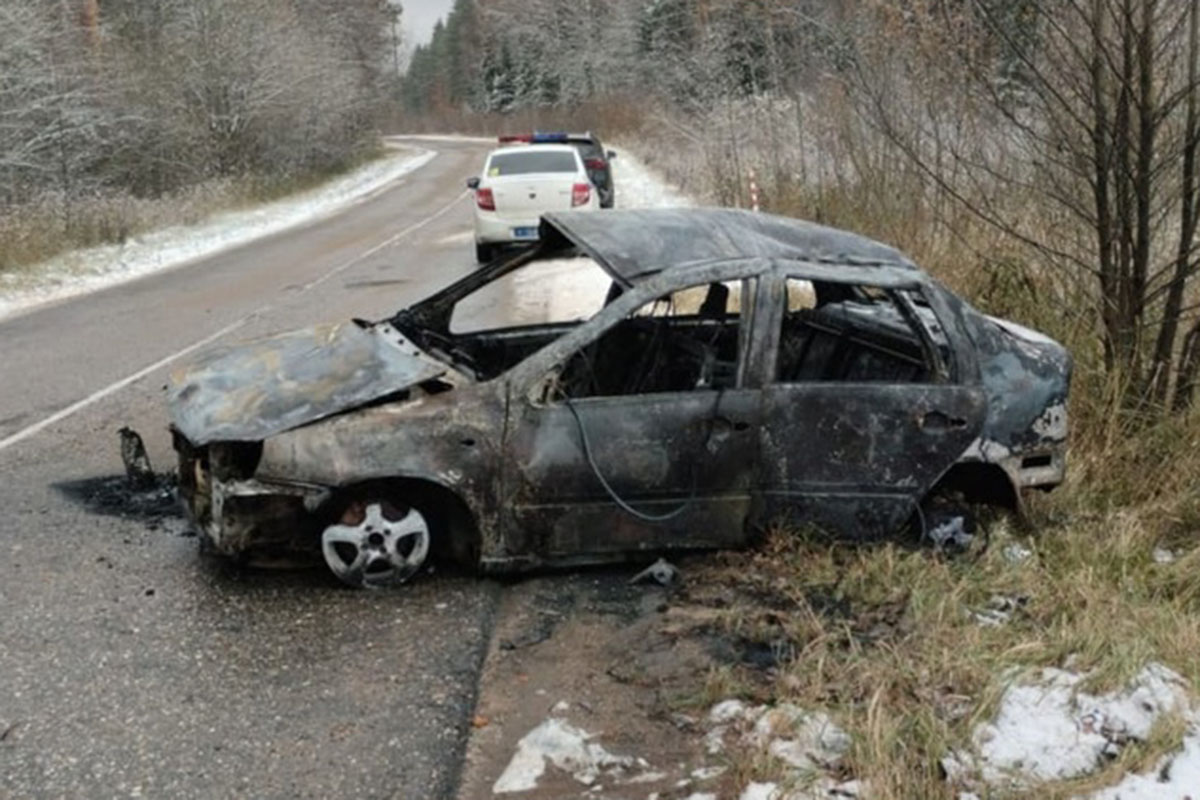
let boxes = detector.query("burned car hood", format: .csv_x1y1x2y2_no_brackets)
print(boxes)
168,321,446,446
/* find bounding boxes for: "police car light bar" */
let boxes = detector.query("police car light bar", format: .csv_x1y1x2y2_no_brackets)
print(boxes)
497,132,569,144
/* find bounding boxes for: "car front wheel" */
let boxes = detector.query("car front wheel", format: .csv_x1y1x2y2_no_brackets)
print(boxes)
321,498,431,588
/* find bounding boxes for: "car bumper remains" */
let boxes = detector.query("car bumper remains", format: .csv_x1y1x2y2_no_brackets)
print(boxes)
176,440,331,565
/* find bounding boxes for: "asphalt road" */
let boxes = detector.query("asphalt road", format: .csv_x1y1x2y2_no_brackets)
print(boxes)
0,138,502,799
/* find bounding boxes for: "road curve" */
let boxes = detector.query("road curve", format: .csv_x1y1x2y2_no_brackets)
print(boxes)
0,138,500,799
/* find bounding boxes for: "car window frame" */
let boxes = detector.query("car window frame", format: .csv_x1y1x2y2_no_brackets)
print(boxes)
506,259,773,402
758,267,971,388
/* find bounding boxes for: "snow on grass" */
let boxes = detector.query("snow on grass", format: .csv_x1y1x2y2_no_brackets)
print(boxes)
705,700,862,800
943,662,1195,795
1085,733,1200,799
612,147,695,210
0,145,436,321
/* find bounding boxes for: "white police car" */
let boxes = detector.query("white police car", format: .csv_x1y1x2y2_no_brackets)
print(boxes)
467,136,599,263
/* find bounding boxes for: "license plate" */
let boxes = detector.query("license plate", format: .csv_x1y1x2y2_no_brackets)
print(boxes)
512,226,538,239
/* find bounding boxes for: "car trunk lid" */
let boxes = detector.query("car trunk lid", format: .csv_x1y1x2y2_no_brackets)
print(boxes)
490,174,578,218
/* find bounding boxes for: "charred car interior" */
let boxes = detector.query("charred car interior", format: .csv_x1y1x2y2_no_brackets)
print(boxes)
168,208,1072,588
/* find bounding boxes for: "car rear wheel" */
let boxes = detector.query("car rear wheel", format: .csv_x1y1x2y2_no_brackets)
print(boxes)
475,242,494,263
321,498,431,588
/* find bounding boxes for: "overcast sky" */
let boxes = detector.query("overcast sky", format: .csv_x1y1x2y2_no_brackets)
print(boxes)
402,0,455,48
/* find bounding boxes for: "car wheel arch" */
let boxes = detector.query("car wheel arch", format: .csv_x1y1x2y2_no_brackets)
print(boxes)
322,476,482,570
923,461,1021,516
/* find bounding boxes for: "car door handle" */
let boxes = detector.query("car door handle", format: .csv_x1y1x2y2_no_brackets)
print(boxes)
920,410,967,431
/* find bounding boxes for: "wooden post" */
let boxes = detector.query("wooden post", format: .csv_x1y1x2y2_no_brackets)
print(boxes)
82,0,99,46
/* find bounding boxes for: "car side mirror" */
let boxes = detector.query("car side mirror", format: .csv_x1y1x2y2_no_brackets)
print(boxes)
466,177,480,190
606,150,616,160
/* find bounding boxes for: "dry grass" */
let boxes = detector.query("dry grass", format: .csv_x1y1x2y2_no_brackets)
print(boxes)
0,147,383,278
669,507,1200,798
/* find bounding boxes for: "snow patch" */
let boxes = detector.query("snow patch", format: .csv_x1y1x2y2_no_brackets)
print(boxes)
0,147,436,321
492,717,640,794
705,700,861,799
704,725,727,755
1153,546,1178,564
1003,543,1033,563
709,699,751,725
1083,733,1200,798
612,148,695,210
690,765,727,781
927,516,974,549
943,663,1190,792
969,595,1028,627
741,783,781,800
748,705,851,771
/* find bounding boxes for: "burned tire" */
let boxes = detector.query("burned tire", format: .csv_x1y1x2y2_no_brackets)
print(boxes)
920,492,978,549
320,497,431,589
915,489,1006,558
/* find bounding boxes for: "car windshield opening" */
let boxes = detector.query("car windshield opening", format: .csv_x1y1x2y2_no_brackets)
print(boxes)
407,256,614,381
488,151,578,176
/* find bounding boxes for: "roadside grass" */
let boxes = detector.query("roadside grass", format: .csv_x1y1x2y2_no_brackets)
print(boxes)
0,145,385,279
669,505,1200,798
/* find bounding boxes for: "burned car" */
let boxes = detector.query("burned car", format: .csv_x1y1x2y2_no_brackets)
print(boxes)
168,209,1071,588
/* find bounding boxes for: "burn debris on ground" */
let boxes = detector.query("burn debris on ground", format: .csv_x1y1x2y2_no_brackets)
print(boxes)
630,557,680,587
55,472,183,534
118,426,156,489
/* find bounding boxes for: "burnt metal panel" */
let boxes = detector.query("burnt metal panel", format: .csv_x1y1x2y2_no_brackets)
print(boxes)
758,383,988,537
500,389,762,560
541,208,918,284
168,321,446,445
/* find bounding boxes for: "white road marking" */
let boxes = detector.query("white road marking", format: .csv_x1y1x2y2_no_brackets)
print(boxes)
0,318,250,453
299,190,468,293
0,189,469,455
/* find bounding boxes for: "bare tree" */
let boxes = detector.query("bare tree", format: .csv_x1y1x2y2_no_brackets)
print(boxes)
849,0,1200,410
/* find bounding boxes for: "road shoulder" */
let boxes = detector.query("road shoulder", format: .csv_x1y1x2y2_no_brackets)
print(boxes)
455,568,747,800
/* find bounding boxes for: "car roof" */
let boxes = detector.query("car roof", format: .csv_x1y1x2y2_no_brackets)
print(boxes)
540,208,920,284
